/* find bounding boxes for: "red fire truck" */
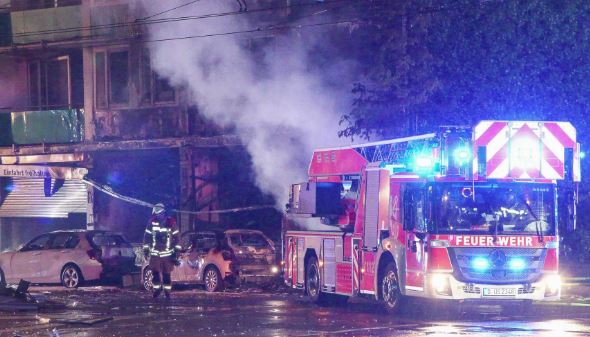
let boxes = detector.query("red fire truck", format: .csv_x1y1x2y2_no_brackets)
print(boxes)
283,121,580,311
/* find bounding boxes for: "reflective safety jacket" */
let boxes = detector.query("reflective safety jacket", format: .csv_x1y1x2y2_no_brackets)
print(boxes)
142,215,181,257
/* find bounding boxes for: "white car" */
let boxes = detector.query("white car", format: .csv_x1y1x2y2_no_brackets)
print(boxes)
0,230,136,288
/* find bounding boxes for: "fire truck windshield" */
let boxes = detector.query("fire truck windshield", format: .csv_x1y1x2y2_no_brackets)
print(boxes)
432,183,556,235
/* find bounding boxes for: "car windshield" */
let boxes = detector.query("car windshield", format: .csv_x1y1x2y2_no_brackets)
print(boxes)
229,233,271,249
433,183,555,235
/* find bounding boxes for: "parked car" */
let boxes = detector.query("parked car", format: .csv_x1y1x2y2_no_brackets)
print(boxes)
142,229,279,292
0,230,136,288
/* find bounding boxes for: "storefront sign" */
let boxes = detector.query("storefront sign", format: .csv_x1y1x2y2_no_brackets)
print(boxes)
0,165,87,180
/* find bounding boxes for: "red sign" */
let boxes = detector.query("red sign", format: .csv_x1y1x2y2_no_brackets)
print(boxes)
448,235,551,248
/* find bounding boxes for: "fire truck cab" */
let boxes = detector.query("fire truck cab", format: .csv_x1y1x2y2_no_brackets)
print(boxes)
283,121,580,311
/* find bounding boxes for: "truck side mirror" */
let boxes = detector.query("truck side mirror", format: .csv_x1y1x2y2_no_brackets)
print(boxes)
566,201,577,232
414,231,427,241
558,186,577,233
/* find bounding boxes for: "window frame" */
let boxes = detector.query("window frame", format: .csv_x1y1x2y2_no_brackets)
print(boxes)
93,47,131,110
22,234,52,252
27,55,71,110
93,50,108,110
139,48,177,107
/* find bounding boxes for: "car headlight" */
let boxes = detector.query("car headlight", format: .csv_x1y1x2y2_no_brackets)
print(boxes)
271,266,279,274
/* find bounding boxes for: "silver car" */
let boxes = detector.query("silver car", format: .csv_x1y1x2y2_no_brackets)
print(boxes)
142,229,279,292
0,230,136,288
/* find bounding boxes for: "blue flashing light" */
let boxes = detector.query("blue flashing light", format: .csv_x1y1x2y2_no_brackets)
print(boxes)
580,151,586,159
415,156,434,168
508,258,526,271
4,183,15,193
471,257,490,271
453,147,471,165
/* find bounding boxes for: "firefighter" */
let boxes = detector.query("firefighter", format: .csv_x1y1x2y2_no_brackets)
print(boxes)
143,203,181,299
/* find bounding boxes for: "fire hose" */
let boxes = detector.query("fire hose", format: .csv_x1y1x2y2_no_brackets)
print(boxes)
82,177,275,215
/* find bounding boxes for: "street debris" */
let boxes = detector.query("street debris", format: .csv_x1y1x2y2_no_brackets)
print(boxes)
0,280,64,311
53,314,114,325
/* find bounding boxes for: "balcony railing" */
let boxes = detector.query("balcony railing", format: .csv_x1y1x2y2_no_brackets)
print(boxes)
10,4,81,44
0,108,85,146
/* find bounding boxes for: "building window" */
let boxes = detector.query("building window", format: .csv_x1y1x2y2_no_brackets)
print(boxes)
109,51,129,105
94,52,107,109
28,56,70,109
141,50,176,105
94,49,129,108
46,58,69,106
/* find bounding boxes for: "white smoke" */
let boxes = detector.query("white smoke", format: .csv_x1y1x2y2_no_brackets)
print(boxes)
138,0,352,207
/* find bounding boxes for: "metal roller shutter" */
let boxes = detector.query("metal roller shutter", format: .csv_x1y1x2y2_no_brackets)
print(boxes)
363,169,380,249
0,177,87,218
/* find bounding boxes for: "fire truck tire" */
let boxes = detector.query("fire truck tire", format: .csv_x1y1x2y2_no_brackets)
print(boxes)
305,256,324,304
380,262,404,313
0,268,5,287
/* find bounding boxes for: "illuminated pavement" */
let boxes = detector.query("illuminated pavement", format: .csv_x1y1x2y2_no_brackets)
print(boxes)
1,286,590,337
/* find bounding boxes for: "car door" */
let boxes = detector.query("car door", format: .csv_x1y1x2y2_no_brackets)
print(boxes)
10,234,52,282
187,233,217,282
43,233,79,283
172,233,195,282
404,187,427,292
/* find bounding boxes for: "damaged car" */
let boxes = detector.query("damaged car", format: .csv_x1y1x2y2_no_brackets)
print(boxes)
142,229,279,292
0,230,136,288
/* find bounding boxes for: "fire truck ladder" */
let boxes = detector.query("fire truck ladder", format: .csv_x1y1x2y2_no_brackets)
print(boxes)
350,133,438,166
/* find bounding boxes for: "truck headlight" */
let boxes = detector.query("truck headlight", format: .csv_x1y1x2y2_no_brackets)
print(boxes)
271,266,279,274
431,273,452,296
544,274,561,296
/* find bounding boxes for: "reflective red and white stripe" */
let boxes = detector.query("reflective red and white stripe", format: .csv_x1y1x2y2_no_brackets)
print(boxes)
473,121,577,180
352,246,360,294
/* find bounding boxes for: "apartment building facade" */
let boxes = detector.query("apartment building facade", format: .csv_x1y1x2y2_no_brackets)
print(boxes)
0,0,248,248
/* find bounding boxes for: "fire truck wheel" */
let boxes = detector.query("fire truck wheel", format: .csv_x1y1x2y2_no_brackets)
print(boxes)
380,262,403,313
305,256,322,303
0,268,5,287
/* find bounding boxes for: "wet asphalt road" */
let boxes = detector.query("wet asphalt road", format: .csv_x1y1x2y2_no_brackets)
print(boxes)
1,286,590,337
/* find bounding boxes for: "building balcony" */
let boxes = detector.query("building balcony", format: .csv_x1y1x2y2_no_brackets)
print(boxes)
0,108,85,146
7,1,138,48
10,4,82,45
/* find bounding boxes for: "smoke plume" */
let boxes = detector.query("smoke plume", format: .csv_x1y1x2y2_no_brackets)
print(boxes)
139,0,352,207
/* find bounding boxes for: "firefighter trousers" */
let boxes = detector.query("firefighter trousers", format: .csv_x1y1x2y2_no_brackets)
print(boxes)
149,256,175,293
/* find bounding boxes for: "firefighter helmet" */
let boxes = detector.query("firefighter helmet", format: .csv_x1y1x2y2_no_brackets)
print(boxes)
152,203,165,215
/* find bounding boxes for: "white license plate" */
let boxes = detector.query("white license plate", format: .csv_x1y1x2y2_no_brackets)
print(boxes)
483,287,516,297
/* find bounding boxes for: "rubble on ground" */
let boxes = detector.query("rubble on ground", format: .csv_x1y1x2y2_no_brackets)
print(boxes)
0,280,64,311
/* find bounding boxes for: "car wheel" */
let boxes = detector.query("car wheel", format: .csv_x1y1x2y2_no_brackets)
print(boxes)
306,256,322,303
0,268,5,287
61,264,83,289
204,266,224,292
143,268,154,292
380,262,404,313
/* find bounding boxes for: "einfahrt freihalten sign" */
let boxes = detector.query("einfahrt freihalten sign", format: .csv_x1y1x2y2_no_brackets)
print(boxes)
0,165,87,180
